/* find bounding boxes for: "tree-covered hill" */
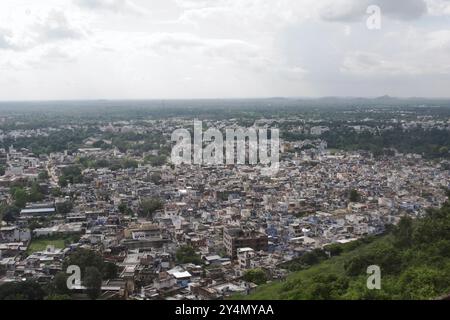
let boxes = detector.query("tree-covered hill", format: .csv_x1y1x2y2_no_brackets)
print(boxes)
238,192,450,300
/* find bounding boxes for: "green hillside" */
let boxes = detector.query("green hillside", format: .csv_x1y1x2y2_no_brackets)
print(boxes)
238,193,450,300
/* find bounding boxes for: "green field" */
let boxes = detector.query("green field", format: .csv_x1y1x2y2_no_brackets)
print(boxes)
27,239,66,254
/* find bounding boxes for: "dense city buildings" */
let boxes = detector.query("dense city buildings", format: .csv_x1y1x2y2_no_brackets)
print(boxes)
0,100,450,300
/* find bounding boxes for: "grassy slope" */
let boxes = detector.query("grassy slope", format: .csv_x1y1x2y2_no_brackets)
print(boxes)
237,237,384,300
236,204,450,300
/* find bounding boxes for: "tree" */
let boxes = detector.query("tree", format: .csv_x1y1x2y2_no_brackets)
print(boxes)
394,216,414,248
58,166,83,187
12,187,28,208
95,159,110,168
121,158,138,169
38,171,49,181
0,281,47,300
399,267,446,299
58,176,68,187
51,187,62,197
63,249,105,274
28,183,44,202
243,268,268,285
145,155,167,167
84,267,102,300
109,163,122,171
349,189,361,203
93,140,109,149
103,262,118,280
324,243,343,257
56,201,73,214
150,172,162,185
175,246,202,265
411,206,450,246
139,197,163,219
0,205,20,223
118,203,133,216
51,272,70,296
444,188,450,207
62,248,115,296
281,249,328,272
28,220,44,231
344,255,371,276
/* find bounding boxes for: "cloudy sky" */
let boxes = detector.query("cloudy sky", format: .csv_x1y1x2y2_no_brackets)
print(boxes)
1,0,450,100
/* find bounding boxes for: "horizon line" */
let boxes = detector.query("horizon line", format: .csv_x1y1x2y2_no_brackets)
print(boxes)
2,95,450,103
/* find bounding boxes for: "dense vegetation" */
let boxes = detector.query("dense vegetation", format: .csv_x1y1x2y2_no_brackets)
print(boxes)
175,246,202,265
139,197,164,219
243,268,269,285
77,156,139,171
58,166,83,187
1,129,98,156
238,192,450,300
0,281,47,300
1,99,450,160
322,126,450,159
0,180,50,222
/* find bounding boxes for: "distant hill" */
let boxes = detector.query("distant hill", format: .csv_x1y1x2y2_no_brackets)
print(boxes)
237,195,450,300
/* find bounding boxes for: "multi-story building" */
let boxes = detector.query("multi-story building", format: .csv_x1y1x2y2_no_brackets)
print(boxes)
223,227,268,259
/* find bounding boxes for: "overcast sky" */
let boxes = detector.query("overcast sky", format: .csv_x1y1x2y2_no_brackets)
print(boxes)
1,0,450,100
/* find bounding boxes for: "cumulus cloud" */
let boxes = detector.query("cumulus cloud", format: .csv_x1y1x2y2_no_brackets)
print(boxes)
0,9,86,52
0,6,90,74
426,0,450,15
320,0,427,22
33,10,85,42
0,28,14,49
1,0,450,99
175,0,316,34
74,0,149,15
